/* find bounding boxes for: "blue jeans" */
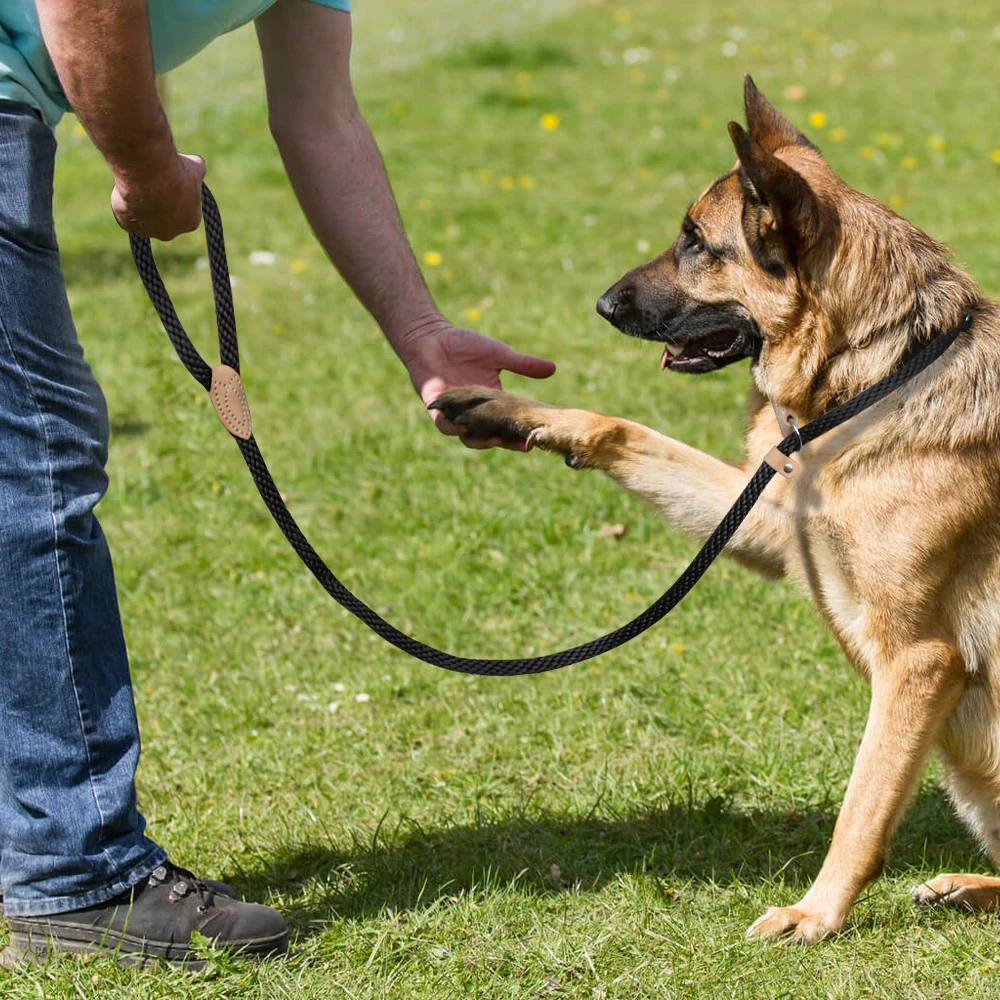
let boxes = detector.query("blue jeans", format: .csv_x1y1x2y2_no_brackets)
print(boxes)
0,102,166,916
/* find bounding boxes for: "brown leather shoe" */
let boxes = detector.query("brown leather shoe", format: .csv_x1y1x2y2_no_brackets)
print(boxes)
2,863,287,968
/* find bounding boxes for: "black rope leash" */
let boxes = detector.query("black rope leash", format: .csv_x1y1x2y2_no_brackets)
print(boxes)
128,185,972,676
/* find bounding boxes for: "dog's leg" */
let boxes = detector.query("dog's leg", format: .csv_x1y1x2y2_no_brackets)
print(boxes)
747,639,965,944
911,768,1000,912
430,387,793,577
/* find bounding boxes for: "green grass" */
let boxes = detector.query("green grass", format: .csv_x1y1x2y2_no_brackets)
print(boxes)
7,0,1000,995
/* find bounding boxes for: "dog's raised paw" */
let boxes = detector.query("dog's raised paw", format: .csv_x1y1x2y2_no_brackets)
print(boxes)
428,387,535,443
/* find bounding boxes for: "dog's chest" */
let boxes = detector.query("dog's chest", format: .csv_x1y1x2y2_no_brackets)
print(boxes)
796,511,878,675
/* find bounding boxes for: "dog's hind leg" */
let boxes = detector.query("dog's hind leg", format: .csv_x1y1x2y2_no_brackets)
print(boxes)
911,767,1000,912
747,639,966,944
429,386,794,578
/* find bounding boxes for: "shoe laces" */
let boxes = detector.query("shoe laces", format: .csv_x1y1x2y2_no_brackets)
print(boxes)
148,863,217,913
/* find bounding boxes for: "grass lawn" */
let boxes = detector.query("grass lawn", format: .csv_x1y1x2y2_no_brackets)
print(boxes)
7,0,1000,996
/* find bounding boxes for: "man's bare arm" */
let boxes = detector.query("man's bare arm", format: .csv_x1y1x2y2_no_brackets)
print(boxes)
255,0,554,446
35,0,204,239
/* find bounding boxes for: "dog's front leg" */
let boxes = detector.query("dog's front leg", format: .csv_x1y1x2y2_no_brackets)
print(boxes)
747,639,965,944
430,387,793,577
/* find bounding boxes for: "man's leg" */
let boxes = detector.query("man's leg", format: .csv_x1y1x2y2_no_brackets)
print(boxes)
0,103,286,965
0,101,165,916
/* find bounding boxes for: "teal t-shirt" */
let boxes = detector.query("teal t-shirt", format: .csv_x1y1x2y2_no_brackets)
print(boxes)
0,0,350,126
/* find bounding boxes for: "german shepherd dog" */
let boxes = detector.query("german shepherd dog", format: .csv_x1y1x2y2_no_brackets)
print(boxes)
430,77,1000,943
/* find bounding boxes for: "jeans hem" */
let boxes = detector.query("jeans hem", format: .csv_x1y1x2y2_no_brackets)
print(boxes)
1,847,169,918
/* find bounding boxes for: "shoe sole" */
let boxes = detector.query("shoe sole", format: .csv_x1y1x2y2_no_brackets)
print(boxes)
1,923,288,970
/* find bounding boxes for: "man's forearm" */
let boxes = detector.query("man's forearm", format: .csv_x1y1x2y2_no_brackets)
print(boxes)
270,108,444,352
35,0,174,182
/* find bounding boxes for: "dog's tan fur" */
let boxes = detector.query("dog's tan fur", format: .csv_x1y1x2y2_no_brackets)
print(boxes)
432,78,1000,943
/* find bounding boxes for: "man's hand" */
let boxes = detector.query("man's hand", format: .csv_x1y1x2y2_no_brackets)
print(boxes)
400,322,556,450
111,152,206,241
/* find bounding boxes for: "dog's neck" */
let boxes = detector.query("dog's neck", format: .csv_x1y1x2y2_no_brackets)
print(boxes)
756,200,980,426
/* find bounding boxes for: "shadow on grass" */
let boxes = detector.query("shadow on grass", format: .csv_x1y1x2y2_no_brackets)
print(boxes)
235,785,980,933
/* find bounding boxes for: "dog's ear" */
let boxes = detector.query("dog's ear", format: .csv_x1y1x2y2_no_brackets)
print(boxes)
743,74,816,153
728,120,826,255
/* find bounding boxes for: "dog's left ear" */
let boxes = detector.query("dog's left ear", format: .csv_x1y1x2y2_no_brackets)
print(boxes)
728,121,828,257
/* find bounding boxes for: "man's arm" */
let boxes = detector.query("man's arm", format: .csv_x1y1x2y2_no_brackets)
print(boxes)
255,0,554,447
35,0,205,239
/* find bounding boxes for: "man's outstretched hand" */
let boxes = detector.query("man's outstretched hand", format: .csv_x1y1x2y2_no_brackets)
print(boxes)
400,322,556,449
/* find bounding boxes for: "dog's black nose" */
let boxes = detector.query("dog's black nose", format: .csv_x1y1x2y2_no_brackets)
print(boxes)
597,284,633,324
596,289,619,322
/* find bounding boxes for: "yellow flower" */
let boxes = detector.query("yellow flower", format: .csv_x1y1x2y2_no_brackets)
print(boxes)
877,132,901,148
476,168,492,183
518,175,535,188
888,194,904,209
422,251,442,266
290,259,306,274
499,175,516,190
858,146,875,160
927,135,947,151
829,127,847,142
808,111,827,129
540,112,560,131
902,155,918,170
671,643,684,654
463,307,482,322
615,7,632,24
990,150,1000,165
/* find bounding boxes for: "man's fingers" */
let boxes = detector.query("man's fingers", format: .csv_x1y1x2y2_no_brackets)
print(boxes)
461,435,505,450
501,350,557,380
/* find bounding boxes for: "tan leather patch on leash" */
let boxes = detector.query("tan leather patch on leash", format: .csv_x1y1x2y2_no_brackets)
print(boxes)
210,365,252,440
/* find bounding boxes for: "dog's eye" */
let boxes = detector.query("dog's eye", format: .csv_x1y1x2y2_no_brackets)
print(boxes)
686,231,704,255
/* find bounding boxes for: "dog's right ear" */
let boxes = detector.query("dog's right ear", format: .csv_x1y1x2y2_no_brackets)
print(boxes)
728,121,827,257
743,74,816,153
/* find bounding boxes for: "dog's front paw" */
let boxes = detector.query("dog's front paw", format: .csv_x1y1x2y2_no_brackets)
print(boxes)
746,905,840,945
429,387,545,445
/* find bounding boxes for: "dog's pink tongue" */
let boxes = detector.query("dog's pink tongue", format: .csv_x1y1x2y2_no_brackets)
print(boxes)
660,346,671,371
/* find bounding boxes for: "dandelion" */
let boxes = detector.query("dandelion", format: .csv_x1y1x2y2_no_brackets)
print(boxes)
499,176,516,191
858,146,875,160
422,251,442,266
476,168,492,183
290,259,306,274
888,195,904,209
829,127,847,142
464,307,482,322
927,135,947,152
671,643,684,654
808,111,827,129
540,112,560,131
518,175,535,188
877,133,901,148
902,156,918,170
990,150,1000,165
